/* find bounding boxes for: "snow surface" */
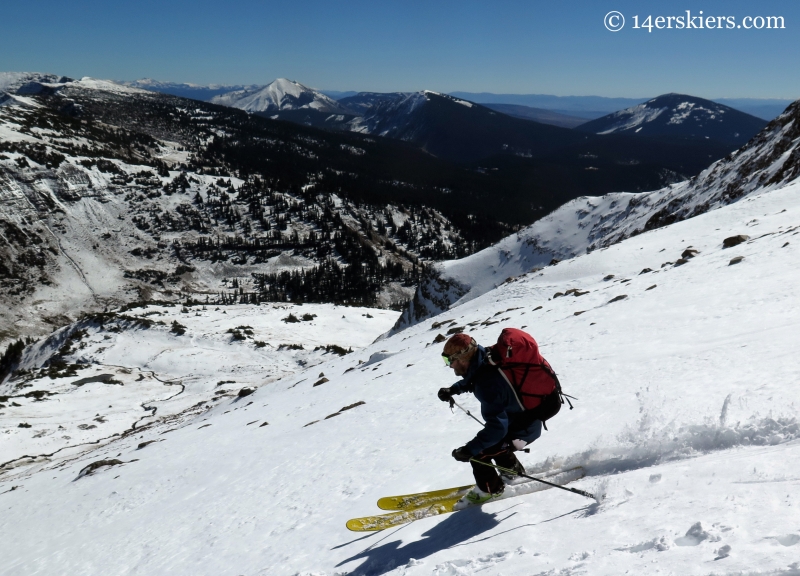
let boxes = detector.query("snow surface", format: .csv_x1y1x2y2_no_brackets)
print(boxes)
70,77,149,95
596,102,667,134
2,175,800,574
1,302,398,470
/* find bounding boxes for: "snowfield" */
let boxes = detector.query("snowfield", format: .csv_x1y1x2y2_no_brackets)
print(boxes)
1,303,397,474
2,172,800,574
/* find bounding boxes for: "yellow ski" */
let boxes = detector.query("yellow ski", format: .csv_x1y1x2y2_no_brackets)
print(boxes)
377,485,473,511
347,467,586,531
376,466,586,511
346,500,460,532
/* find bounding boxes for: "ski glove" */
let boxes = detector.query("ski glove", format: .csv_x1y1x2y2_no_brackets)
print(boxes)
452,446,472,462
439,385,462,401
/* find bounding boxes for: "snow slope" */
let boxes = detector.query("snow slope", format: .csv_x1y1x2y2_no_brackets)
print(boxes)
2,173,800,574
394,98,800,329
1,302,397,473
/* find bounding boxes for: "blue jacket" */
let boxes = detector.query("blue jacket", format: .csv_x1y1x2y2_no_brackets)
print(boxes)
450,345,542,455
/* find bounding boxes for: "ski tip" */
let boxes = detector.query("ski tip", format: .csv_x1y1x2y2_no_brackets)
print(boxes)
346,518,377,532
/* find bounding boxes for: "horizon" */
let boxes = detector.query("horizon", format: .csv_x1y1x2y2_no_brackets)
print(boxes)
4,72,796,104
2,0,798,100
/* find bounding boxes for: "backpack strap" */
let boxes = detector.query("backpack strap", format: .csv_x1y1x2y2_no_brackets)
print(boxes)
495,367,525,411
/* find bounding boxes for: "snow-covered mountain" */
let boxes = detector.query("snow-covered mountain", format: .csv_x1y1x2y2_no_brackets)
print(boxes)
2,158,800,574
0,75,485,349
394,96,800,329
210,78,351,114
576,93,767,147
0,72,70,95
338,90,602,163
123,78,262,101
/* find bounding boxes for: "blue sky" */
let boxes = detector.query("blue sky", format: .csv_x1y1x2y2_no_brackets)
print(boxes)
2,0,797,98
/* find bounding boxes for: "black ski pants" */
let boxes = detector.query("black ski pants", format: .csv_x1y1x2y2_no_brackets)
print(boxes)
470,441,521,494
470,417,542,494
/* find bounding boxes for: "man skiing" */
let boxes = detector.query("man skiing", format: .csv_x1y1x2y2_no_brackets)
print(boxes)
438,332,550,505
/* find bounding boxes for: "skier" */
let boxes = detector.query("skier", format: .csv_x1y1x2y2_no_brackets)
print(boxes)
437,332,547,505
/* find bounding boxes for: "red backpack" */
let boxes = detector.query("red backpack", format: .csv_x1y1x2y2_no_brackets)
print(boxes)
486,328,573,425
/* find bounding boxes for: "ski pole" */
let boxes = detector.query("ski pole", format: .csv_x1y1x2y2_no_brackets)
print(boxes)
449,397,484,426
470,458,596,500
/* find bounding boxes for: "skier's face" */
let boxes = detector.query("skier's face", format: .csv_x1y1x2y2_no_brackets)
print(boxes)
446,348,473,376
450,355,470,376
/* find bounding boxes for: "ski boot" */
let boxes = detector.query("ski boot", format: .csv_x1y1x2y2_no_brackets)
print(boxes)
455,485,504,509
500,460,528,485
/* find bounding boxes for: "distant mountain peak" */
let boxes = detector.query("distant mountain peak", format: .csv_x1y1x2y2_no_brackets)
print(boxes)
577,93,767,147
210,78,350,114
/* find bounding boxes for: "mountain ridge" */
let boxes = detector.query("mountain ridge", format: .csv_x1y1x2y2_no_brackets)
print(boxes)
392,97,800,330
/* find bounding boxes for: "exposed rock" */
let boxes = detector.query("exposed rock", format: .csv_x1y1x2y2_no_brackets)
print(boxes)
729,256,745,265
324,400,366,420
574,311,586,316
646,285,657,291
339,401,365,412
77,459,123,479
714,545,732,560
639,268,652,274
433,334,446,343
608,295,628,304
237,387,256,398
681,248,699,258
446,326,465,335
723,235,749,248
674,258,689,266
312,377,329,387
603,275,615,281
72,374,117,387
137,440,157,450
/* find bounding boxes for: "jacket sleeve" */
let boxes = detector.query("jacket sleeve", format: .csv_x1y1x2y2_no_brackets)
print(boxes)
464,390,509,455
449,379,469,395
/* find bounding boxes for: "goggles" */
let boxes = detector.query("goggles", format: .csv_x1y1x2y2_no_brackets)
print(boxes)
442,346,471,366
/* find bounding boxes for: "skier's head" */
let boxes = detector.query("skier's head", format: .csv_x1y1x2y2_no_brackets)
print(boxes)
442,333,477,377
